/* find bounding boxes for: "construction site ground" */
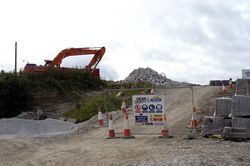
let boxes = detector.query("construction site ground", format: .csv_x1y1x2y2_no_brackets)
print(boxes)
1,86,250,166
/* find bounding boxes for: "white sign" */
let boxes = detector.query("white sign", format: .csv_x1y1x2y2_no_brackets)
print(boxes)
132,95,165,126
242,69,250,79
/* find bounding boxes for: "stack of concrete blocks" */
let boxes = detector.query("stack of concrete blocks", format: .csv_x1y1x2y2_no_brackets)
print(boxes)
202,116,224,137
202,97,232,137
231,95,250,139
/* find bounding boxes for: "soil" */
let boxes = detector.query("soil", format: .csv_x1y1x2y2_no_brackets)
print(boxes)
1,86,250,166
18,91,102,120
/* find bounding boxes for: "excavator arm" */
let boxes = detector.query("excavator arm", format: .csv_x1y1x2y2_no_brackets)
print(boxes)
24,46,105,77
48,47,106,71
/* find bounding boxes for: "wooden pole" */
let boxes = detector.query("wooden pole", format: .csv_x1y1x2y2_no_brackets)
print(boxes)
15,42,17,75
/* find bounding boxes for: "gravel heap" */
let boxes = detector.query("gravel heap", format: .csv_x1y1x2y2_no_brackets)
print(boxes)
124,67,190,86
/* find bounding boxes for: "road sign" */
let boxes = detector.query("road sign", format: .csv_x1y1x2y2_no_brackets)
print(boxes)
242,69,250,79
132,95,165,126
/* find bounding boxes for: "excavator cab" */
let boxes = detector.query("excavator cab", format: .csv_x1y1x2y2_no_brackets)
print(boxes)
44,60,53,66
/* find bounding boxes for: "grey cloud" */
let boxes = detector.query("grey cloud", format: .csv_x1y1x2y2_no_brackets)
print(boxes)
139,0,250,83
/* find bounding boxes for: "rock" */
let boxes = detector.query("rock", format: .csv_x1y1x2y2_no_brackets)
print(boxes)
124,67,191,86
67,118,78,123
59,117,67,121
38,114,47,120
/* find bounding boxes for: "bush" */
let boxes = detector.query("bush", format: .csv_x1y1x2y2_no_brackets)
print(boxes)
0,73,31,118
0,69,105,118
64,90,139,122
22,69,104,92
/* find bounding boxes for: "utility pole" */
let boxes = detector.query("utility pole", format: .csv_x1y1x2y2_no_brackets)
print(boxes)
14,42,17,75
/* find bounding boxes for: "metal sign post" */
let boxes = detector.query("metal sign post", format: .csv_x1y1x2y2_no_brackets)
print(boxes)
14,42,17,75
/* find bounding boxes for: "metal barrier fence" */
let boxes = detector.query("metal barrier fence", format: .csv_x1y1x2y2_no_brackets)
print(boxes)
102,86,196,135
102,86,195,112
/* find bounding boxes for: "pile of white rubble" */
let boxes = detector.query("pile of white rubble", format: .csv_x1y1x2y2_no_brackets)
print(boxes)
124,67,190,86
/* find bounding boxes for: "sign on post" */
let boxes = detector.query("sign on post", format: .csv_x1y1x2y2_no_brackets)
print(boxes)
132,95,165,126
242,69,250,79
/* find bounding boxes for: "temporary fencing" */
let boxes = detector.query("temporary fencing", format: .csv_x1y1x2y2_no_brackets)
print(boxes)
101,86,197,138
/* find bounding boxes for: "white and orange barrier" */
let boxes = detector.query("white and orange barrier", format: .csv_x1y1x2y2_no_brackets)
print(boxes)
159,114,170,138
97,107,105,127
121,100,127,113
122,112,135,138
188,106,198,129
105,114,119,139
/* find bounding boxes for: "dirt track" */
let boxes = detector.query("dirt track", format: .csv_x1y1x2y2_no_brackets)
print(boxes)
1,86,250,166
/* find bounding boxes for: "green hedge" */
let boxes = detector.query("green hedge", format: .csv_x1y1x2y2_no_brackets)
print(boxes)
64,90,138,122
0,73,31,118
0,69,105,118
23,69,104,92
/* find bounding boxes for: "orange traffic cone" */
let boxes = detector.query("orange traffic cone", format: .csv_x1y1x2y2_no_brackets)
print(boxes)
105,114,119,139
188,106,198,128
222,84,227,93
97,107,105,127
159,114,170,138
121,100,127,113
122,113,135,138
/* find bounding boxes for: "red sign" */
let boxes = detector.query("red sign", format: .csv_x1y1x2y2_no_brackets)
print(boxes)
135,105,141,113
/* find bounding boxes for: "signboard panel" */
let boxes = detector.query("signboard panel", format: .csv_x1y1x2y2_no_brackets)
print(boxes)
242,69,250,79
132,95,165,126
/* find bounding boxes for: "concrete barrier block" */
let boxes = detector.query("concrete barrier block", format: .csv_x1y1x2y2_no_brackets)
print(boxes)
202,116,224,137
214,97,231,117
236,79,250,96
231,95,250,117
232,117,250,138
223,118,232,127
223,126,247,133
222,131,247,141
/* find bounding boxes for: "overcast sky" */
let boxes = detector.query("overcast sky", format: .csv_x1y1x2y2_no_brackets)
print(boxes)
0,0,250,84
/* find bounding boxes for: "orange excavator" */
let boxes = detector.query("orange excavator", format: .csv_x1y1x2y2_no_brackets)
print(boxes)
24,47,105,77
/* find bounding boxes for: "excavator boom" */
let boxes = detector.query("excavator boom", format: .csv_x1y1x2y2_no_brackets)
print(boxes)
24,47,106,77
49,47,105,69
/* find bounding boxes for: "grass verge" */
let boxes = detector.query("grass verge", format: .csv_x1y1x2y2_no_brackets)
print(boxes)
64,90,142,122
